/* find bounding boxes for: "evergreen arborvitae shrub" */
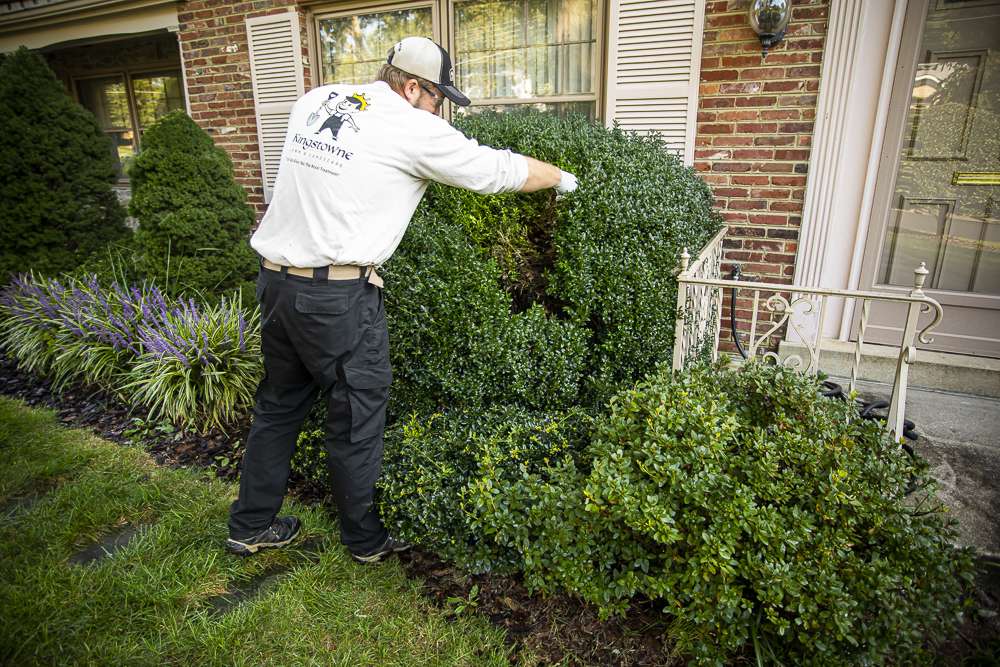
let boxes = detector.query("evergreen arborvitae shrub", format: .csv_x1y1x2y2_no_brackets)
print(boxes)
128,111,258,301
0,47,127,280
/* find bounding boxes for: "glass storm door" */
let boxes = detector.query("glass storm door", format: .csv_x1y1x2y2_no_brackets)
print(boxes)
860,0,1000,357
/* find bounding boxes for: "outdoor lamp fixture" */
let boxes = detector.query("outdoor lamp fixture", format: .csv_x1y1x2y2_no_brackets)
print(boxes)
749,0,790,58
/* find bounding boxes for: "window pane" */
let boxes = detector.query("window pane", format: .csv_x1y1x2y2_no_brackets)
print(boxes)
132,72,185,130
454,0,596,102
76,76,134,177
458,100,595,118
318,8,434,85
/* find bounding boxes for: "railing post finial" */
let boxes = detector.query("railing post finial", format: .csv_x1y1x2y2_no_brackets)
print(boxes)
679,247,690,273
912,262,929,295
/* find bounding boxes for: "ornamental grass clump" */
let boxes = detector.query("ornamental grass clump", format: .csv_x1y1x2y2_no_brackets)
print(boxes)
0,273,260,432
483,362,975,665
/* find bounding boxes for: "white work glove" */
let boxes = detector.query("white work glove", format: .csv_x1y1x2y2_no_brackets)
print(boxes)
555,169,578,197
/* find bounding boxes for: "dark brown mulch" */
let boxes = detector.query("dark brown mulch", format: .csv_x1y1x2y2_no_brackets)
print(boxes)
2,354,998,665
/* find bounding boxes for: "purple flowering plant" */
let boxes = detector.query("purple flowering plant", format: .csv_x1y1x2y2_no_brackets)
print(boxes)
0,272,261,432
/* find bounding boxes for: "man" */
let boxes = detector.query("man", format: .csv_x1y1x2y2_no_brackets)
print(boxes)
226,36,578,564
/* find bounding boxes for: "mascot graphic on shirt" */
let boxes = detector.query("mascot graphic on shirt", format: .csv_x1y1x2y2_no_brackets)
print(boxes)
308,92,369,140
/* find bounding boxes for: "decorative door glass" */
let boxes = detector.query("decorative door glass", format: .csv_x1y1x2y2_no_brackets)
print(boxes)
877,1,1000,296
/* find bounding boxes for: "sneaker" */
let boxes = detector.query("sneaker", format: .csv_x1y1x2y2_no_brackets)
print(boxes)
350,536,412,564
226,516,301,556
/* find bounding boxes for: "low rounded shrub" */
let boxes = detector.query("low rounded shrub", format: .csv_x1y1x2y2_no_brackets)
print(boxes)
479,361,975,664
0,47,128,281
128,111,258,302
378,405,594,573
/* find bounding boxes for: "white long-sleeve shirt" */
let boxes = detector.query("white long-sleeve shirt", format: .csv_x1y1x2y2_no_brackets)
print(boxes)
250,80,529,267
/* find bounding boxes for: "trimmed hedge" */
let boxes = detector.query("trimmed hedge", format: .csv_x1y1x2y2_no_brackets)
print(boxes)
0,47,127,281
129,111,258,302
383,109,724,415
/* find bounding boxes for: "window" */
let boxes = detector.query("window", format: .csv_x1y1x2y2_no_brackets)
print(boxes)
312,0,600,118
75,69,185,179
317,6,435,85
453,0,599,117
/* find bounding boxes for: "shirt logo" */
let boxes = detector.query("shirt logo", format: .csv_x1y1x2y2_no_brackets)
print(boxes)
307,91,370,141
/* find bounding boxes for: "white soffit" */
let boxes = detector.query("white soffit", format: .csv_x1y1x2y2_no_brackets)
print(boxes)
0,1,178,52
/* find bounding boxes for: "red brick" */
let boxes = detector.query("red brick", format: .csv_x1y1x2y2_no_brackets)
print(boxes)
713,162,752,172
748,213,791,225
737,122,778,133
770,201,803,212
770,175,808,186
739,67,787,80
702,69,741,82
728,199,769,210
735,95,777,107
732,149,775,160
754,135,795,146
731,175,771,186
751,188,790,199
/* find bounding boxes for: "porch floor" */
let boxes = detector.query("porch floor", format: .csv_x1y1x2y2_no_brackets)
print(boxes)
835,377,1000,557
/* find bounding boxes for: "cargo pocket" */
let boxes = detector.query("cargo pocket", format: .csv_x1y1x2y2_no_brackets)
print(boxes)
343,311,392,389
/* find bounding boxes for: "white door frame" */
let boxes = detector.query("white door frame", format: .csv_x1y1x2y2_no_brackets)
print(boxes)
788,0,909,343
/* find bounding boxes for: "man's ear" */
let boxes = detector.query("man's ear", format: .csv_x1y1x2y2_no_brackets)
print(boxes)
402,78,421,106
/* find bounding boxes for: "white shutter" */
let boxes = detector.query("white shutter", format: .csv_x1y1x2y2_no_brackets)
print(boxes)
604,0,705,164
246,11,305,203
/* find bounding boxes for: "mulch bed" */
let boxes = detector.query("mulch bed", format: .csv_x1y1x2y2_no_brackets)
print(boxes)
2,353,997,665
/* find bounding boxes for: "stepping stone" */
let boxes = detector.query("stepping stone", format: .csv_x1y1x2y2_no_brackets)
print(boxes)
206,537,328,616
69,523,143,565
0,478,65,522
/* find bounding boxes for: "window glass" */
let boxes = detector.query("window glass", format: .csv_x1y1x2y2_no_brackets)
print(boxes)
318,8,434,85
458,99,594,118
76,76,134,176
132,72,185,131
454,0,596,113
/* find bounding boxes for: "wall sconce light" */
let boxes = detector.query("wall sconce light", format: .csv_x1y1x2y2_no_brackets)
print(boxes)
749,0,790,58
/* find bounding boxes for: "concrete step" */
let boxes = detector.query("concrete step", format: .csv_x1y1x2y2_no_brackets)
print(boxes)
777,339,1000,398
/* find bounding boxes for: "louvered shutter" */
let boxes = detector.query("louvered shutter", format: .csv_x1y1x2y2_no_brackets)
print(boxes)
604,0,705,164
246,12,305,203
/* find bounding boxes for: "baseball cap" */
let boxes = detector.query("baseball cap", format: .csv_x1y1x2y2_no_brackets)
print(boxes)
386,36,471,107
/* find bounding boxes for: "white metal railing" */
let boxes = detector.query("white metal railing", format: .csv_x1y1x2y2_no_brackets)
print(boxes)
672,231,945,441
671,227,728,369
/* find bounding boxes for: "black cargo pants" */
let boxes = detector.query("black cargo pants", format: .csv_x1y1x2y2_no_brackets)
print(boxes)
228,264,391,554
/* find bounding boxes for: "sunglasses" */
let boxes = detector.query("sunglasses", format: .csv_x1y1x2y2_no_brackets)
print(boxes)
419,83,445,110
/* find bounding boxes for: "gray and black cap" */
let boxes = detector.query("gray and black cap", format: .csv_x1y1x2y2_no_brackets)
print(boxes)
386,36,471,107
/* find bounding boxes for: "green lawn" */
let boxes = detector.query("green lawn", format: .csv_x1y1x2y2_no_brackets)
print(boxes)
0,396,521,666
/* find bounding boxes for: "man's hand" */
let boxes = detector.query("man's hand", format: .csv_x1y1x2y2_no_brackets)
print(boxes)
555,169,578,196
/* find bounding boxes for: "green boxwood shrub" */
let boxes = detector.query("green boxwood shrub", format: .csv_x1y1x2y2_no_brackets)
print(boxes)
383,109,723,415
474,361,975,665
0,47,128,280
378,405,594,573
128,111,258,302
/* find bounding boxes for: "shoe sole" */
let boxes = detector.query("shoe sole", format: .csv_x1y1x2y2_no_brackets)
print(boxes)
226,526,301,557
351,542,412,564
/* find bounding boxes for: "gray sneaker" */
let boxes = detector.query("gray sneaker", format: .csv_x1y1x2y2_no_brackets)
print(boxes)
350,536,412,564
226,516,301,556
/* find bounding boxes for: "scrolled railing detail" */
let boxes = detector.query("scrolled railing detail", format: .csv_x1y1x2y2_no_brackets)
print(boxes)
674,243,945,441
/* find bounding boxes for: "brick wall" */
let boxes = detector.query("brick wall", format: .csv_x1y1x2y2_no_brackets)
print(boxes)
695,0,828,353
177,0,313,215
